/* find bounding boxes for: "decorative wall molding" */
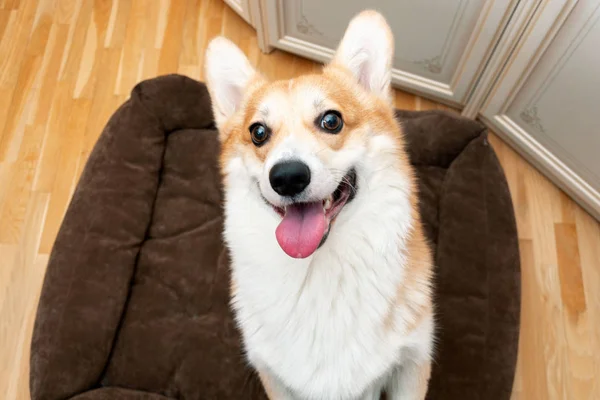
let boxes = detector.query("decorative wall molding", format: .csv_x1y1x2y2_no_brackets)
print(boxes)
409,0,468,75
295,0,323,36
296,15,322,36
520,106,546,133
413,55,443,74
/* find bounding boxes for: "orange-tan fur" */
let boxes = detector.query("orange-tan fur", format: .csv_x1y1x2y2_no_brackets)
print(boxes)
206,9,434,400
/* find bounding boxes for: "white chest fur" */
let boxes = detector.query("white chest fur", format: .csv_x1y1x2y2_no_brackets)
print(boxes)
223,159,422,399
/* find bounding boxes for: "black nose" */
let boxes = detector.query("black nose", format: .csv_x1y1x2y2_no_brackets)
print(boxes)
269,161,311,197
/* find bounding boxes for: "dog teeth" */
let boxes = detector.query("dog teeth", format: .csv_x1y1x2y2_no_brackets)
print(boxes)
324,197,332,211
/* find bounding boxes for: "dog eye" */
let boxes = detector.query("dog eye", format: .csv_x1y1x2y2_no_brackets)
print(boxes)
249,123,270,146
318,111,343,134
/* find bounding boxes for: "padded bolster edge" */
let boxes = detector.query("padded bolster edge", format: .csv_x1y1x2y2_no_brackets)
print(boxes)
396,109,487,169
132,74,215,132
30,82,175,400
69,387,173,400
427,133,520,400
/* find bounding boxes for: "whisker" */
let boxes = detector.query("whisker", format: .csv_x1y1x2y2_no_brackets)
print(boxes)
315,146,329,155
341,176,358,194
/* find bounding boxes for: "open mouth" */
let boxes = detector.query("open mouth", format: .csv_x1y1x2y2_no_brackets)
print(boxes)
269,169,357,259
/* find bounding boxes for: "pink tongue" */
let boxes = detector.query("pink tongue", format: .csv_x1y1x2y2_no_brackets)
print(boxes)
275,202,327,259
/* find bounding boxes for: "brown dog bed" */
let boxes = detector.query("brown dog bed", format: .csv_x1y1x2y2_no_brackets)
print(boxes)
30,75,520,400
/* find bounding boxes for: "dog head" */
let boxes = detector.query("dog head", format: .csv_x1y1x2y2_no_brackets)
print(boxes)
205,10,409,259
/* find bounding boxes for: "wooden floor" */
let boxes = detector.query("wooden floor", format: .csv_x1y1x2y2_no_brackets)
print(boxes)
0,1,598,399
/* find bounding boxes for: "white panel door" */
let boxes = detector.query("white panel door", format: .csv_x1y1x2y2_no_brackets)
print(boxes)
479,0,600,220
256,0,518,106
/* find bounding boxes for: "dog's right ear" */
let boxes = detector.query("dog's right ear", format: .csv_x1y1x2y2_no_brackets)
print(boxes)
329,10,394,104
204,37,262,133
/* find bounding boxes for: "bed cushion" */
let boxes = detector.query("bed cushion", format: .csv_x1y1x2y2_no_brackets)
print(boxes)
30,74,520,400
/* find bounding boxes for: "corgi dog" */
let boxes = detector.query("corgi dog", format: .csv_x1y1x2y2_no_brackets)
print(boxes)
205,10,434,400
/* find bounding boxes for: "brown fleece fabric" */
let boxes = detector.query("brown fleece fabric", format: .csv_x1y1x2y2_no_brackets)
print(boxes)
30,75,520,400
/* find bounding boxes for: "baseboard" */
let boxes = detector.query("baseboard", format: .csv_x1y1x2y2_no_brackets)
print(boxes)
480,114,600,221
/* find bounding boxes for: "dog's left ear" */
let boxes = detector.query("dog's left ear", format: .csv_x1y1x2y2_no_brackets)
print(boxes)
330,10,394,103
204,37,263,132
